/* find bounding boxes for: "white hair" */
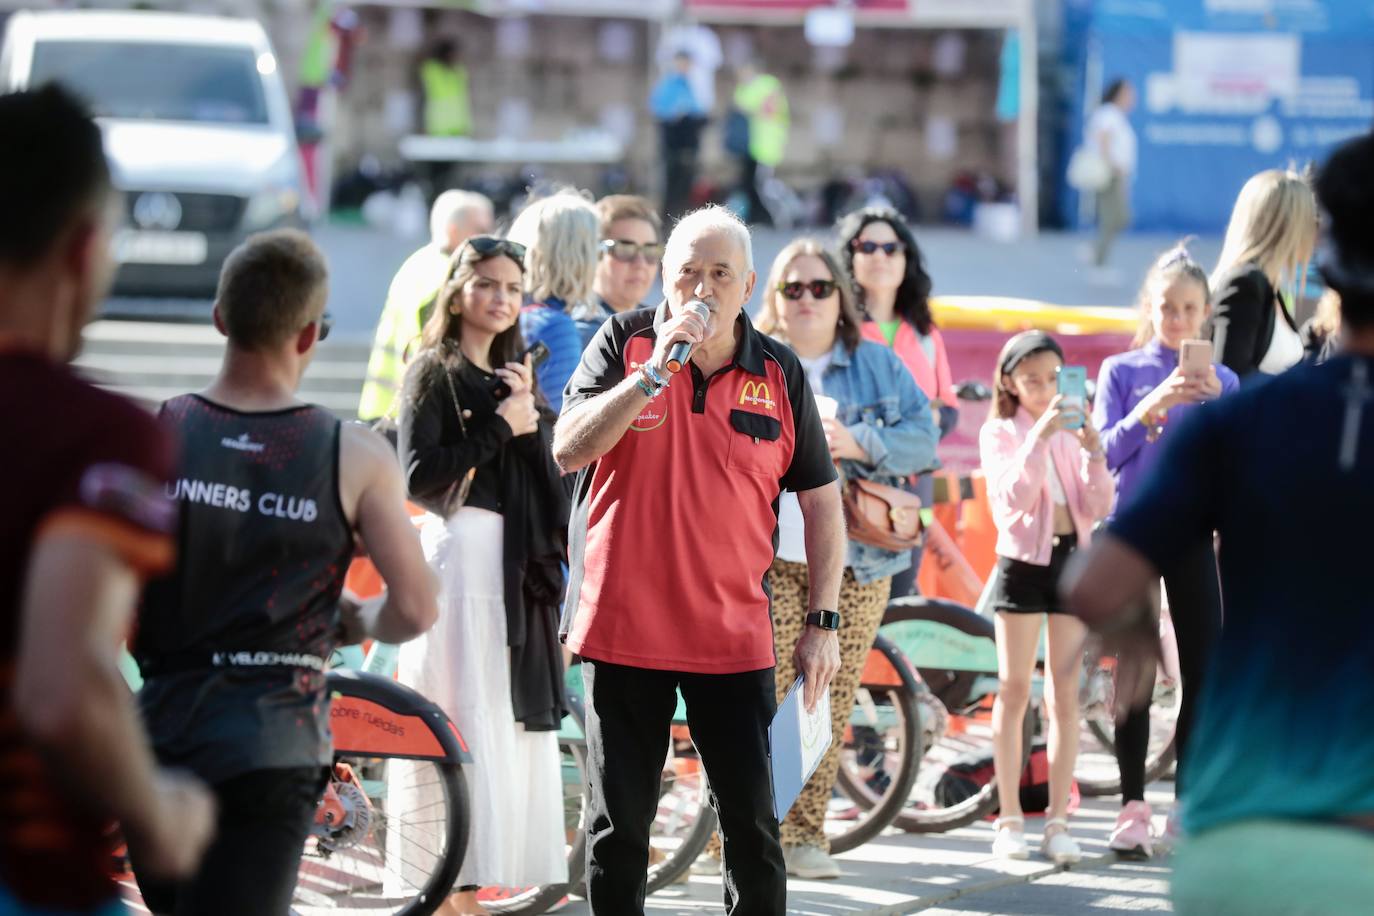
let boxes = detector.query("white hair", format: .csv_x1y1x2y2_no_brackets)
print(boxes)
429,190,494,248
664,205,753,274
506,191,600,305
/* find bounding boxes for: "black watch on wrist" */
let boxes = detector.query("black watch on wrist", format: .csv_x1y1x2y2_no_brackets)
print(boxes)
805,610,841,631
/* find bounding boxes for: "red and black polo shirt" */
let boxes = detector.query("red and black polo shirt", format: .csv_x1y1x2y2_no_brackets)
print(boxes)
561,304,836,674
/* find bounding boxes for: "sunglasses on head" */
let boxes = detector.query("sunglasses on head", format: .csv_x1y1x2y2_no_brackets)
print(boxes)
462,235,527,264
777,279,837,300
850,239,906,256
600,239,664,264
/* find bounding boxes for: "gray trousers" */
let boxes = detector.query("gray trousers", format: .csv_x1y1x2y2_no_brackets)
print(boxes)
1094,173,1132,266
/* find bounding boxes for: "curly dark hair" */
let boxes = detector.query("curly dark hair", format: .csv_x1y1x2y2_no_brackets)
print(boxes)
835,206,936,336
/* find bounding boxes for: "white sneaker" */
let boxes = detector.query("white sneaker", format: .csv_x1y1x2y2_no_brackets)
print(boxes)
991,817,1029,860
1042,818,1082,864
783,845,842,880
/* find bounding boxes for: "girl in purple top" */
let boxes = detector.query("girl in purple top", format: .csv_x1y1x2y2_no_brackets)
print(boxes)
1092,245,1238,858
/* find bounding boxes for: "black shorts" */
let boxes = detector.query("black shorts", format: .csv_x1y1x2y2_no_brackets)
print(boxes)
990,533,1078,615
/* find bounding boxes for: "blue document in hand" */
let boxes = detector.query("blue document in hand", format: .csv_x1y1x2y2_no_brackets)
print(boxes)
768,676,832,822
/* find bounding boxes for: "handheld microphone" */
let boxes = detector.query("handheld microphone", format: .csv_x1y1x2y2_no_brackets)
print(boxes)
665,300,711,373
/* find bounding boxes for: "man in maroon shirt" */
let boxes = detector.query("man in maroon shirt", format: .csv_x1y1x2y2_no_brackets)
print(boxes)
0,86,214,914
555,205,845,913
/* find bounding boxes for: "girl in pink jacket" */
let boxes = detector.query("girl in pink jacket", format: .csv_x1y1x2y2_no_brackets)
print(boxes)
978,330,1115,865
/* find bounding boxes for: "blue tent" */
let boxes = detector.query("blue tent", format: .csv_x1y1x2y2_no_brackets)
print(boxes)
1062,0,1374,234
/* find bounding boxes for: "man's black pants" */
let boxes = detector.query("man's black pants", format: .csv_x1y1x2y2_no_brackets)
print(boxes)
133,766,328,916
582,659,785,915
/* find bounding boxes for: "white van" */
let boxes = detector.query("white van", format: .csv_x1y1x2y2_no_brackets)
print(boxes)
0,10,307,298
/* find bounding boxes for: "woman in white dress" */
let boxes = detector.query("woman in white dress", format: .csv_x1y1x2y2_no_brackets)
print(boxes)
394,235,571,913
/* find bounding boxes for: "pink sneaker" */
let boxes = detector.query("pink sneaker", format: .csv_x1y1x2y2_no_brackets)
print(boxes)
1108,800,1155,859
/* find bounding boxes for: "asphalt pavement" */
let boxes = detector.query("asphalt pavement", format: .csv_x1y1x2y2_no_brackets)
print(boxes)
99,222,1223,342
560,785,1177,915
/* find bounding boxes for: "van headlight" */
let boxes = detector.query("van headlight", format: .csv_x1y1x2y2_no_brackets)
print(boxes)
244,185,302,229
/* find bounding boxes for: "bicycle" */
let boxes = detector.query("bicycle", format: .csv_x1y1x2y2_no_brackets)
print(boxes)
117,653,477,916
293,667,471,916
860,595,1035,833
336,642,587,916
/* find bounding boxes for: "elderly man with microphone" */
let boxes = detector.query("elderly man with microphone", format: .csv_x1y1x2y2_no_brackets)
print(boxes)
554,205,844,914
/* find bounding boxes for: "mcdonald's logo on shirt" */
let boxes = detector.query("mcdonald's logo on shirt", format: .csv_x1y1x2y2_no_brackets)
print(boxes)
739,380,776,411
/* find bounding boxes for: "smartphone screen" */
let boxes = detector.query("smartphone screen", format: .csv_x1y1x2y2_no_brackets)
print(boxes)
1179,339,1211,379
1057,365,1087,430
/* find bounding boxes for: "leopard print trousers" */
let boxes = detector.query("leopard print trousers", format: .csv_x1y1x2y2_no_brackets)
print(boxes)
704,560,891,857
769,559,891,851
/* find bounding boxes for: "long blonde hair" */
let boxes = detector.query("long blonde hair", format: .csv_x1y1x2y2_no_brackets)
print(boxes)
1212,168,1317,298
755,238,863,352
507,191,599,307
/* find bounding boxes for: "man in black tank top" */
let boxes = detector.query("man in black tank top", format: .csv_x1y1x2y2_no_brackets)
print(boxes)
133,230,438,915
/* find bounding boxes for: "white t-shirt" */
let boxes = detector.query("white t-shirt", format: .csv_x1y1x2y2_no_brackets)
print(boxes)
777,351,833,564
1087,103,1137,177
1259,311,1304,375
1047,452,1068,506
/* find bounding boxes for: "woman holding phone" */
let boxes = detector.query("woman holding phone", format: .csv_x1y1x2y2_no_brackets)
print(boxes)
396,236,571,912
1092,245,1238,857
980,331,1115,863
753,238,938,879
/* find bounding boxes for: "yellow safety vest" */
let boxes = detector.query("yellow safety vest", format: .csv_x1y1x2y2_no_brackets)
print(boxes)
358,244,451,421
420,60,471,137
733,74,789,168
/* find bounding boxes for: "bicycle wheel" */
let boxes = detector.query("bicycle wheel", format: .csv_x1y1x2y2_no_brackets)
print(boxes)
828,634,922,854
877,598,1031,834
1075,654,1180,797
294,669,469,916
477,697,588,915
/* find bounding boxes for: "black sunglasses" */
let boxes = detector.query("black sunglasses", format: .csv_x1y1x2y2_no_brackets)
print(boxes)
317,312,332,342
850,239,906,257
462,235,527,264
600,239,664,264
777,279,837,301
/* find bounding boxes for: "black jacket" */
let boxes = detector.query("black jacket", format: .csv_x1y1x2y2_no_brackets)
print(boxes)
1210,264,1299,381
398,346,571,730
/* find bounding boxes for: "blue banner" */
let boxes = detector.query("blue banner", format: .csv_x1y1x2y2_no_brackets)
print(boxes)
1063,1,1374,233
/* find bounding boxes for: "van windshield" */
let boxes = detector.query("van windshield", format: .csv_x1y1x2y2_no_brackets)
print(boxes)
29,40,270,125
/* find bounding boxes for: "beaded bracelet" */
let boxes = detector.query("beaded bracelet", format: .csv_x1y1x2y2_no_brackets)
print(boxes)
636,362,667,398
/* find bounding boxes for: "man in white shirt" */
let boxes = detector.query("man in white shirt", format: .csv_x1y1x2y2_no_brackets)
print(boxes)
1087,79,1138,273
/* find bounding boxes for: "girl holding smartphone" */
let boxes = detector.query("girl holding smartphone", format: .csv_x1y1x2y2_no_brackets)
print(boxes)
1093,246,1238,857
980,331,1115,863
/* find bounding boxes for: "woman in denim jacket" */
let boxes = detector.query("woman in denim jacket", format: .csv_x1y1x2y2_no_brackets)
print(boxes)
753,238,938,878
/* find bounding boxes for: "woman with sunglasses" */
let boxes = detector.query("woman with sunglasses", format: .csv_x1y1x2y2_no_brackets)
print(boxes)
395,236,571,913
508,190,602,415
754,238,938,879
574,194,664,350
838,206,954,599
